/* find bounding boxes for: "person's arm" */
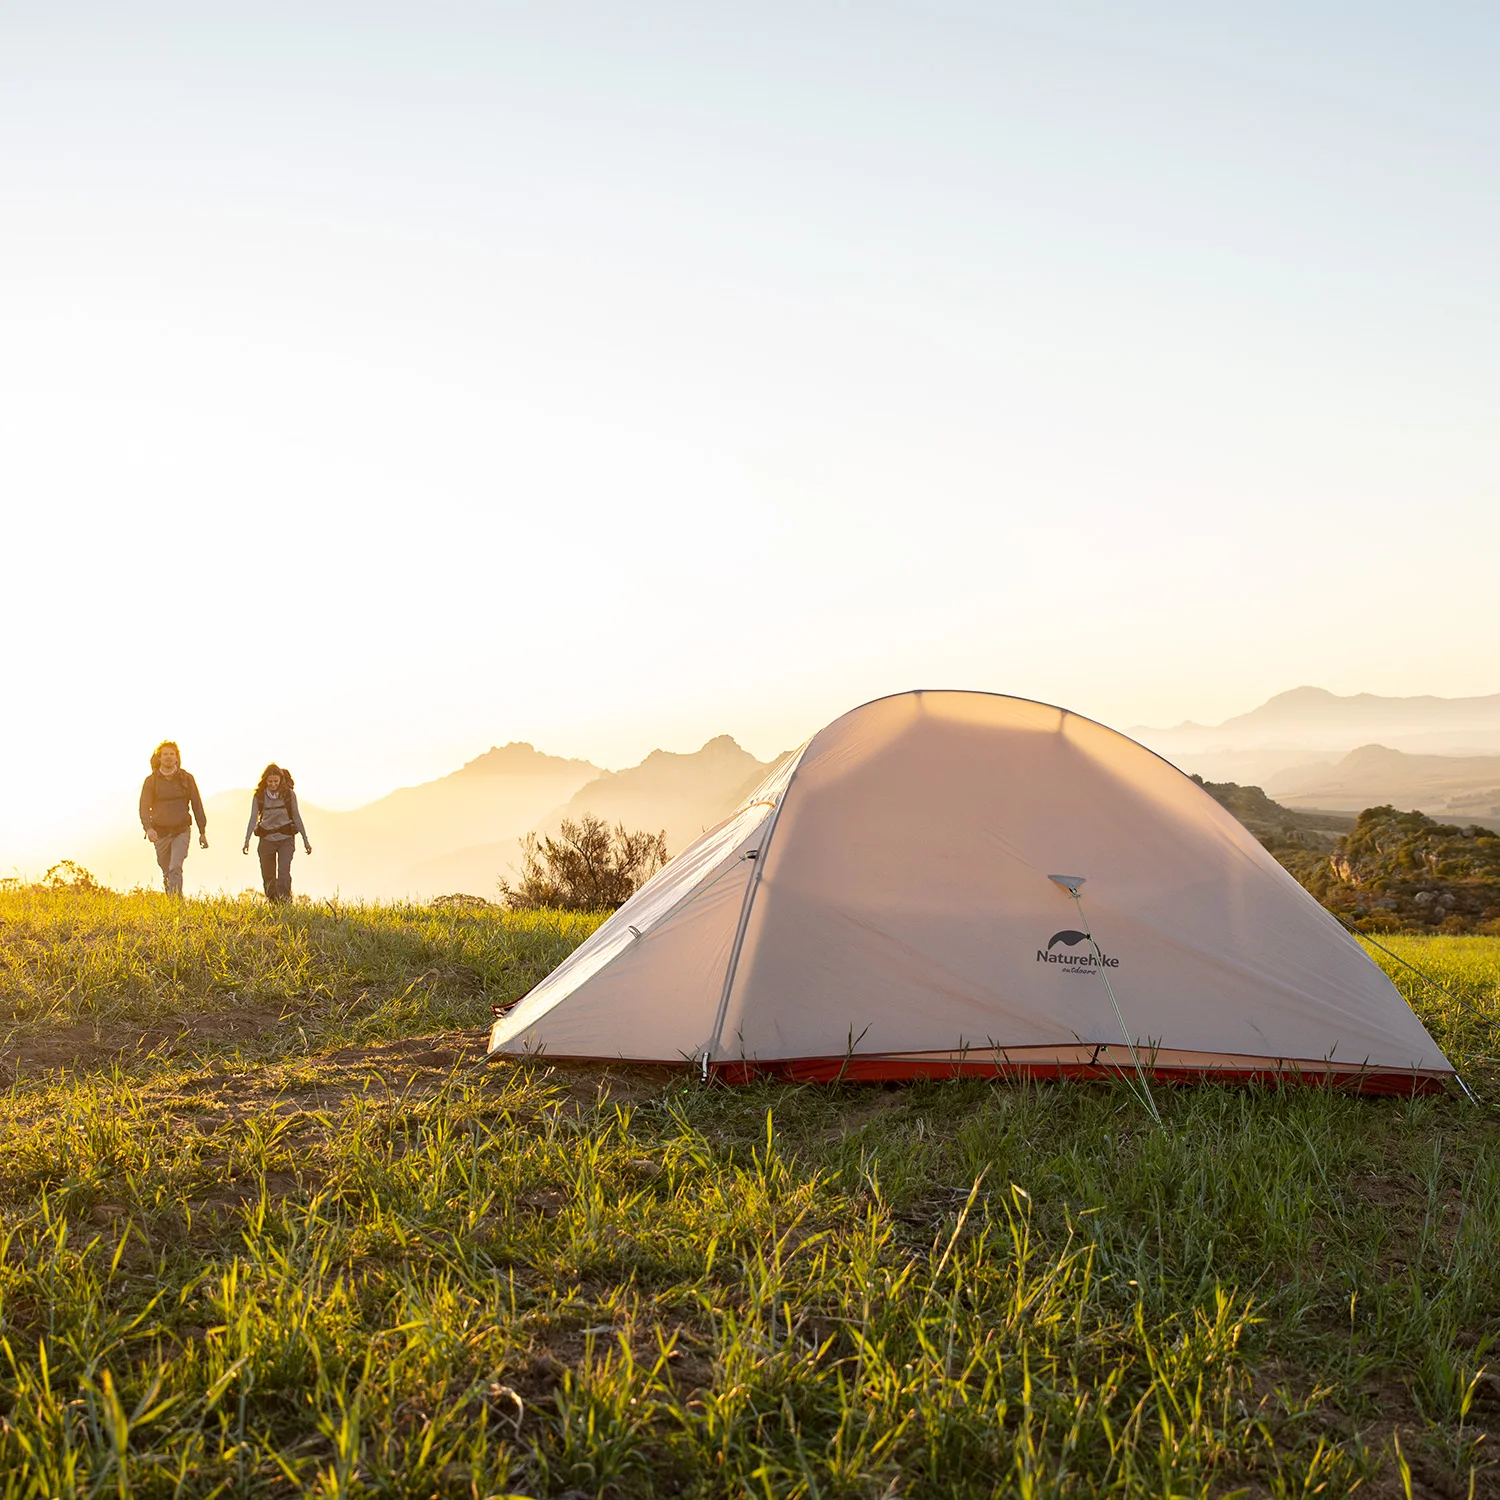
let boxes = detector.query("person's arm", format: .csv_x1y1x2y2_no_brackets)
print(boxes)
188,773,208,846
139,776,156,839
288,789,311,851
244,794,259,851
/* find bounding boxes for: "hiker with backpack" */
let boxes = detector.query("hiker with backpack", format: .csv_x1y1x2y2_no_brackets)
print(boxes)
242,763,312,903
139,741,208,896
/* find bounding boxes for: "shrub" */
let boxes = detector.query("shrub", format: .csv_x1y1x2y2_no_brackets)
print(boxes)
499,814,668,912
41,860,108,893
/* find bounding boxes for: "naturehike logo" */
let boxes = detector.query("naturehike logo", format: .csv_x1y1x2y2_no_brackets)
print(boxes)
1038,929,1120,971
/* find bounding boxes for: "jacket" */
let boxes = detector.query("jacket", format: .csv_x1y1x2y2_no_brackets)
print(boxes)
245,787,308,844
140,770,206,837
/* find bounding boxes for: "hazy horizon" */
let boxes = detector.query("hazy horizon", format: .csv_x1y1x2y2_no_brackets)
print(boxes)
11,680,1500,880
5,2,1498,863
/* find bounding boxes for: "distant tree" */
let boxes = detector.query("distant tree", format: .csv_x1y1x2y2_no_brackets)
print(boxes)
500,815,669,912
42,860,107,893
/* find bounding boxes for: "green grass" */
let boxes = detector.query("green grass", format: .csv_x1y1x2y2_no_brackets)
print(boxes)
0,888,1497,1497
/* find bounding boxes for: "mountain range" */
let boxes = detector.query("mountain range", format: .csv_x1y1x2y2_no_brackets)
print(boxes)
1133,687,1500,790
1142,686,1500,743
1263,745,1500,818
68,687,1500,900
79,738,784,902
405,736,783,897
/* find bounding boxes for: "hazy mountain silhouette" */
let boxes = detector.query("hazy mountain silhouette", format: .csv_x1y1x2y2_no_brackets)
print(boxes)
554,736,767,844
410,736,786,898
1134,687,1500,786
73,690,1500,900
1138,687,1500,748
347,743,599,851
1265,745,1500,817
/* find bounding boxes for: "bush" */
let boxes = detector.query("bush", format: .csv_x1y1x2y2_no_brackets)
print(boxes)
432,892,497,910
41,861,108,893
499,815,668,912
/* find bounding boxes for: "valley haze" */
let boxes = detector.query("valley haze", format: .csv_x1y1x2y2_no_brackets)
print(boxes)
37,687,1500,901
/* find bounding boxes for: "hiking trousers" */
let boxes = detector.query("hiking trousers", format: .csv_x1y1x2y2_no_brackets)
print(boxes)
258,837,295,903
154,829,190,896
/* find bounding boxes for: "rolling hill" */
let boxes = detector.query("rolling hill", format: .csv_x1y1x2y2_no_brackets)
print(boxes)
1265,744,1500,817
1134,687,1500,796
1138,686,1500,749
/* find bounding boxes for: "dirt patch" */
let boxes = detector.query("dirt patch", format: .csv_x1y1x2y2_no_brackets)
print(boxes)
512,1060,691,1116
504,1313,716,1412
168,1033,674,1116
170,1031,494,1116
1351,1425,1496,1500
1347,1170,1471,1276
820,1085,909,1142
188,1165,326,1215
1246,1367,1497,1500
3,1020,694,1126
1,1007,291,1078
326,1033,488,1074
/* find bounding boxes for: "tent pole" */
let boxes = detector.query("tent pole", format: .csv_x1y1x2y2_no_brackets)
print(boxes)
702,839,773,1081
701,774,804,1081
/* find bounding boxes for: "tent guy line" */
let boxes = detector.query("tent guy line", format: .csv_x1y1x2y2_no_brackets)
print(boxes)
1332,915,1483,1106
1049,874,1163,1124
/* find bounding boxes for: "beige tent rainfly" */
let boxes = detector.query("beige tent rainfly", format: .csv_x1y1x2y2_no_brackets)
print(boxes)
489,691,1454,1095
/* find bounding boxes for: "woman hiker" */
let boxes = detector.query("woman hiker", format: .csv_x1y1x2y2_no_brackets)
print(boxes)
242,763,312,903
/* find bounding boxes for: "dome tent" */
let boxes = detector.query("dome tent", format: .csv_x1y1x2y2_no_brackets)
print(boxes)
489,692,1453,1094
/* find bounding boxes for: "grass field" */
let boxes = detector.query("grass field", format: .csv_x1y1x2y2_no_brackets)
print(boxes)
0,887,1497,1497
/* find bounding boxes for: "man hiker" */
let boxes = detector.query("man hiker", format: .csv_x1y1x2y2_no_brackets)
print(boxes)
139,741,208,896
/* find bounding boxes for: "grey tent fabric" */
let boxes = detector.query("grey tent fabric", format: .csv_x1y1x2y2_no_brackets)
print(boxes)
491,692,1452,1092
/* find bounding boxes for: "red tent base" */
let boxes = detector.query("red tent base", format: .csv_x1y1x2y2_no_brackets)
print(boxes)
707,1054,1452,1096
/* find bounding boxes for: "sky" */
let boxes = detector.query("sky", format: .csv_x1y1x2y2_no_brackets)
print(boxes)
3,1,1498,865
